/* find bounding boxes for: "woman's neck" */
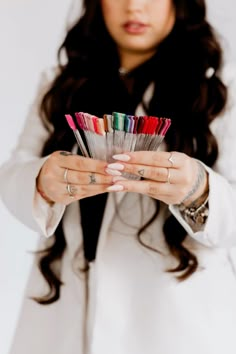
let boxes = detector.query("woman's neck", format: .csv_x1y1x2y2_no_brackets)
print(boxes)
119,49,157,73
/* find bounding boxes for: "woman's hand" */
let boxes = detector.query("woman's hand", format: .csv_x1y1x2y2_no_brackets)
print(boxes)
36,151,114,205
105,151,208,206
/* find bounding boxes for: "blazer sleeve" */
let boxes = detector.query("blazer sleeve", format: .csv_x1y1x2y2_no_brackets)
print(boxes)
0,69,65,237
170,64,236,247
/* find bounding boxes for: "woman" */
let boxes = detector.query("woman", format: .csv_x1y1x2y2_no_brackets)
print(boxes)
1,0,236,353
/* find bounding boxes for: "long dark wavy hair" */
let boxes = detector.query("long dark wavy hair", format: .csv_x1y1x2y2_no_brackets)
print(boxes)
34,0,227,304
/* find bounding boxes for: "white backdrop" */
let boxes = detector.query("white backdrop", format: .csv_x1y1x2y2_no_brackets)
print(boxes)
0,1,81,353
0,1,235,353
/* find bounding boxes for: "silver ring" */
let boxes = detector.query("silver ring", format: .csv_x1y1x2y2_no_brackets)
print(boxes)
64,168,69,183
66,184,76,197
168,152,174,167
166,168,171,184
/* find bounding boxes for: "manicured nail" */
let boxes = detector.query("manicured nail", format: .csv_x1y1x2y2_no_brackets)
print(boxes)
112,154,131,162
105,168,122,176
107,185,124,192
112,176,127,182
107,163,124,171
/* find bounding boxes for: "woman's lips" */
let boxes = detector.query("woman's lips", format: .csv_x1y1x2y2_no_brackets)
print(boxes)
123,21,149,34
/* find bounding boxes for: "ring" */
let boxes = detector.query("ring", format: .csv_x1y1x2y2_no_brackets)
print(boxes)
66,184,76,197
64,168,69,183
166,168,171,184
168,152,174,167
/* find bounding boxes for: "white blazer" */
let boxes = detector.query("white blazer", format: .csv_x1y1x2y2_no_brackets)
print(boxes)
1,64,236,354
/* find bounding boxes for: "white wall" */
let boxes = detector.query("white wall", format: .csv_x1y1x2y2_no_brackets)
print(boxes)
0,1,81,353
208,0,236,63
0,1,235,353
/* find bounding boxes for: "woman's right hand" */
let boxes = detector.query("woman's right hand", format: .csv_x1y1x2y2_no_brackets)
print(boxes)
36,151,115,205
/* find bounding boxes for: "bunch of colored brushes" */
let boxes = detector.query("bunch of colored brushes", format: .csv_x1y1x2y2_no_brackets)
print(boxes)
65,112,171,180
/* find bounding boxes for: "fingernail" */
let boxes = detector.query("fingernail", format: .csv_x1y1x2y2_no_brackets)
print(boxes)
112,176,127,182
112,154,131,162
107,163,124,171
105,168,122,176
107,184,124,192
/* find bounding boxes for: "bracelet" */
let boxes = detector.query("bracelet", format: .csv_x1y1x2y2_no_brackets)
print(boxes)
178,191,209,227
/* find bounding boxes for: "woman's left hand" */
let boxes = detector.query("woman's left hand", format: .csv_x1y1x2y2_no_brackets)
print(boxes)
105,151,208,205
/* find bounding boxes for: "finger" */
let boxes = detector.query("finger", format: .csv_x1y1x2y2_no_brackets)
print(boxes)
68,184,110,199
62,169,114,185
107,163,180,183
63,187,110,205
51,151,108,174
51,182,111,203
108,179,175,198
112,151,184,168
